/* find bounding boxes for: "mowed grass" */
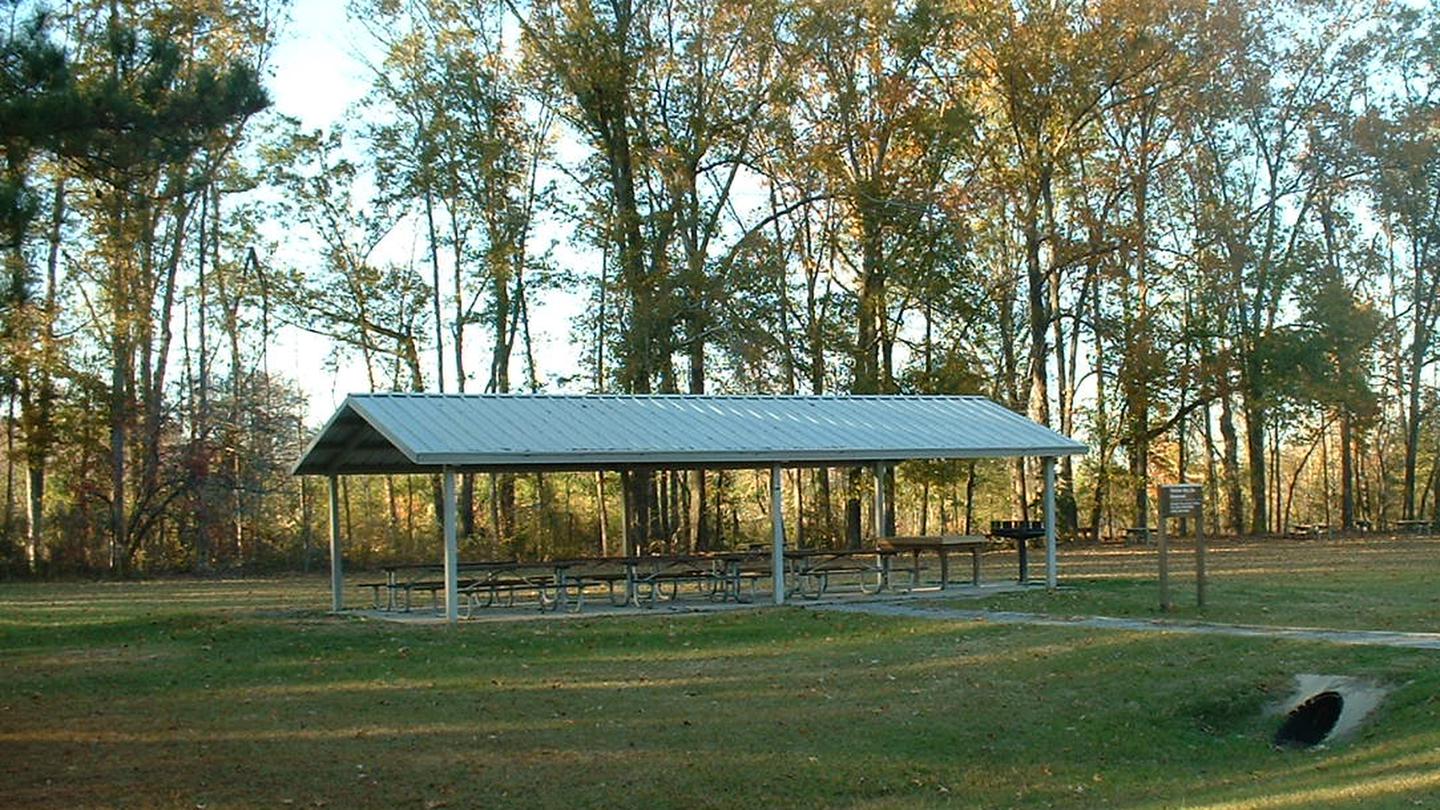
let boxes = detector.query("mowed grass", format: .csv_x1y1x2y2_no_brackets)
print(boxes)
1,565,1439,808
970,533,1440,633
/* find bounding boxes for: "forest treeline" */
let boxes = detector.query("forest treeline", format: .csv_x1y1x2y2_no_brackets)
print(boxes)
1,0,1437,574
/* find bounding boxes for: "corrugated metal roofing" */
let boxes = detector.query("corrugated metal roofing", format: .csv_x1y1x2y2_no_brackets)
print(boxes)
293,394,1087,475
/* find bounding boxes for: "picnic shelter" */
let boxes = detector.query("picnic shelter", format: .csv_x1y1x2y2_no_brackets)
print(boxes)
293,394,1088,621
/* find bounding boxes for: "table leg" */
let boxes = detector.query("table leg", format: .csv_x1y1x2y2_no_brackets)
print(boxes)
971,549,981,585
625,564,639,607
555,568,570,612
939,550,950,590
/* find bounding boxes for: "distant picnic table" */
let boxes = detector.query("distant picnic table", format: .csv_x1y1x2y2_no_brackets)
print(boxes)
880,535,990,589
368,550,776,615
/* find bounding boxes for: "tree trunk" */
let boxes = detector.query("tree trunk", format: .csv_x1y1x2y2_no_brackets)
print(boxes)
964,461,977,535
595,471,610,556
1024,186,1050,433
1218,371,1244,534
996,262,1028,521
22,176,64,570
1340,409,1355,530
1203,400,1220,536
920,480,929,536
1432,439,1440,528
488,473,502,549
1088,247,1109,541
1403,378,1421,520
1239,358,1269,536
855,211,883,395
1047,181,1076,534
817,468,834,543
687,335,708,552
110,323,129,572
3,396,14,554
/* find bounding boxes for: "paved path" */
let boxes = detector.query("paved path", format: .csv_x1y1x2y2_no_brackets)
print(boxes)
807,600,1440,651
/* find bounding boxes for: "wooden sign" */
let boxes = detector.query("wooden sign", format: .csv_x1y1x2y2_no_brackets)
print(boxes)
1156,483,1207,612
1160,484,1203,517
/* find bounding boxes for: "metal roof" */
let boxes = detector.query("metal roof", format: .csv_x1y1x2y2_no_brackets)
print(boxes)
293,394,1087,476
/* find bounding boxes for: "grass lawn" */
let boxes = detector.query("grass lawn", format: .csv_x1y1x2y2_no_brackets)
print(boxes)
968,534,1440,633
3,546,1440,808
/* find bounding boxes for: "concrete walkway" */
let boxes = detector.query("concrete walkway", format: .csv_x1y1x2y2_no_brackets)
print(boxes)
807,600,1440,651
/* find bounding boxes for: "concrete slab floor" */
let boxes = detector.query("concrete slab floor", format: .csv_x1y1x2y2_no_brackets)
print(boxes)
337,580,1039,625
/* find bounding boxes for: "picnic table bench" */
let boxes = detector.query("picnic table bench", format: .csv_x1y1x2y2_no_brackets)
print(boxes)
1396,519,1431,536
880,535,990,590
1124,526,1152,544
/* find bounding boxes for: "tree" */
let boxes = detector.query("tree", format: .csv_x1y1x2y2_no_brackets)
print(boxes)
1360,6,1440,522
3,0,270,570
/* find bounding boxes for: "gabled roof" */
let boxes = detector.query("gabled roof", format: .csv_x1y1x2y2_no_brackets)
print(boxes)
292,394,1087,476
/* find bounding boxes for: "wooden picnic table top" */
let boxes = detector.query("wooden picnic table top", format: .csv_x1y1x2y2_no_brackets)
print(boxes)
880,535,989,550
382,547,908,581
383,559,519,573
785,547,898,557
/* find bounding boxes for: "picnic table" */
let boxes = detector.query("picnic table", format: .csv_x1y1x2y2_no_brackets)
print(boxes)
370,551,776,615
880,535,990,590
368,540,995,615
785,547,899,599
1124,526,1152,544
367,560,522,611
463,560,576,613
613,551,767,608
1396,519,1431,536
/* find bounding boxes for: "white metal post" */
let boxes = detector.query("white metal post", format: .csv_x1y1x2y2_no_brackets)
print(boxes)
872,462,886,540
771,464,785,605
328,474,343,612
1043,456,1057,590
443,467,459,623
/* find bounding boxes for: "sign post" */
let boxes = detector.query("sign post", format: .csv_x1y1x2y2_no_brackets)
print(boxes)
1158,483,1205,611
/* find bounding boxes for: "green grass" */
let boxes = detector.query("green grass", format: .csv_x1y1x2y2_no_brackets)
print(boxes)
3,570,1440,808
966,534,1440,633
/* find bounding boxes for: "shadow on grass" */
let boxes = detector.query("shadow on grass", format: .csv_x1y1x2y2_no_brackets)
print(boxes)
7,578,1440,808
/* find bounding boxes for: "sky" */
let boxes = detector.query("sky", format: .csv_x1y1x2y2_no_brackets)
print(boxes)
263,0,590,423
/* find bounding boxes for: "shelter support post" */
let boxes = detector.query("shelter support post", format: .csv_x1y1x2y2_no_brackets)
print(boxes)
328,474,343,612
443,467,458,623
872,463,887,541
1043,456,1057,590
772,464,785,606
